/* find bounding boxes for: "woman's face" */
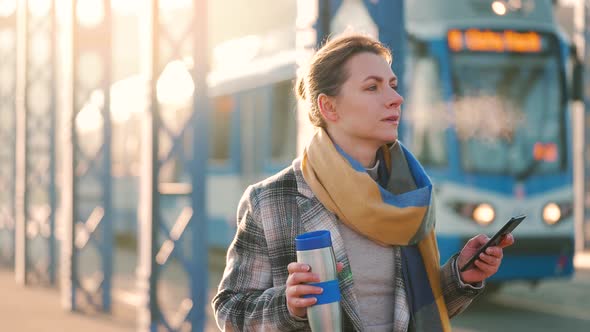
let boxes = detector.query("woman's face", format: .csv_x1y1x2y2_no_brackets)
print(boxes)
327,52,404,148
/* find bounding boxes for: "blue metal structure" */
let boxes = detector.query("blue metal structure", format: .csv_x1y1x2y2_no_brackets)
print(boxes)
138,0,208,331
583,0,590,250
61,0,113,312
0,3,16,269
14,0,58,286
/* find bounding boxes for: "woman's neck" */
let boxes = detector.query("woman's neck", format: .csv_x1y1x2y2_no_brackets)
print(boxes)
325,128,380,168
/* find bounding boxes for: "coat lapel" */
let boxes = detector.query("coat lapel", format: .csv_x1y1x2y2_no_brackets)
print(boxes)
293,159,363,331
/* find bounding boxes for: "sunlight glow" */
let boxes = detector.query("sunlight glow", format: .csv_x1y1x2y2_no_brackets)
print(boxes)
29,0,51,17
76,0,104,27
0,0,15,18
331,0,378,38
76,90,104,133
156,60,194,106
76,103,103,133
213,35,261,71
0,28,14,54
296,0,318,28
159,0,192,11
111,0,141,16
110,75,148,124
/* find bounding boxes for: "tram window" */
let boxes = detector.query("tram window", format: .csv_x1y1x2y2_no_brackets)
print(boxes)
236,89,262,175
209,95,234,164
452,54,565,176
406,52,448,167
269,81,297,164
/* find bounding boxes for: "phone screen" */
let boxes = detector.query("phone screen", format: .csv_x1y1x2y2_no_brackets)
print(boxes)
459,215,526,272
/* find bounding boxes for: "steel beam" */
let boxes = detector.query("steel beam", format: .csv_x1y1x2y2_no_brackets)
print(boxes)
61,0,113,312
138,0,208,331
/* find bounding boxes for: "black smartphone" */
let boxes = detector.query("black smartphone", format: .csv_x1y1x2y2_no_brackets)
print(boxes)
459,215,526,272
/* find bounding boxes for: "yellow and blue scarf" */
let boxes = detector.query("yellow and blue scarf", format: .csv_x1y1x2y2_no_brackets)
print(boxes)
301,128,450,331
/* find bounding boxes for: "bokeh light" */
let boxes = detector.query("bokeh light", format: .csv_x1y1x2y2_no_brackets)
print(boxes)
110,75,148,124
29,0,51,18
76,0,104,28
492,1,508,16
111,0,141,16
156,60,194,106
0,0,15,18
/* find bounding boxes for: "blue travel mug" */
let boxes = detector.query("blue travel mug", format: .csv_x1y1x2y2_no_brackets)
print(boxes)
295,230,342,332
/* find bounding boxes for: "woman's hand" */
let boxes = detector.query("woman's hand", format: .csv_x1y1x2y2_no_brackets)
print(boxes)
286,262,344,318
456,234,514,284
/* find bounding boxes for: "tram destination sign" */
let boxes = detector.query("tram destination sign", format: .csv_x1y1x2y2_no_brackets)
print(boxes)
447,29,554,54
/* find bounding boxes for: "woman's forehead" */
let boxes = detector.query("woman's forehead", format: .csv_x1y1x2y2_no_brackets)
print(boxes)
345,53,396,81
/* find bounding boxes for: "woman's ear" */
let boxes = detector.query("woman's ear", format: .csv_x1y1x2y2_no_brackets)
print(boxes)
317,93,339,123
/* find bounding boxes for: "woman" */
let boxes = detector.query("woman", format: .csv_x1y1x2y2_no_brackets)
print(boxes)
212,33,514,332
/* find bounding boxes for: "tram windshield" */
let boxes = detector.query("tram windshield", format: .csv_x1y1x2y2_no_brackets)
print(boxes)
451,51,566,178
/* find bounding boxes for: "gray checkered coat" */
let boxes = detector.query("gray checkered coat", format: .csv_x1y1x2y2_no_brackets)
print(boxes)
212,159,482,331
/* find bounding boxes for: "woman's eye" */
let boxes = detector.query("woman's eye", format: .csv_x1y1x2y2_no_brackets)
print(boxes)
367,85,377,91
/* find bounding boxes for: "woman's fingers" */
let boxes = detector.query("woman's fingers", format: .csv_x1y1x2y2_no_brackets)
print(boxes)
288,261,345,274
286,261,327,317
498,233,515,248
287,262,311,274
286,284,323,298
287,271,320,286
287,296,317,309
477,252,500,266
474,257,498,275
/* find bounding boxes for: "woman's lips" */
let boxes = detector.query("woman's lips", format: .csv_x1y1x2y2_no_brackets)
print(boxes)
382,115,400,123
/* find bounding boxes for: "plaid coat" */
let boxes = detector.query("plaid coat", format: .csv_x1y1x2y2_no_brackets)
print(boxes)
212,159,482,331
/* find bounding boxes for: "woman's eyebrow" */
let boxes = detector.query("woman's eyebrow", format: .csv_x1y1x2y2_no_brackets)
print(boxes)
362,75,398,83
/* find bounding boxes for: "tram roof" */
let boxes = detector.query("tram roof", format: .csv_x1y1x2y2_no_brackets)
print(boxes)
406,0,559,39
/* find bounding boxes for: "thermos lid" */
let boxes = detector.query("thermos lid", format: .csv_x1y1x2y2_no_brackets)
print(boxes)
295,230,332,251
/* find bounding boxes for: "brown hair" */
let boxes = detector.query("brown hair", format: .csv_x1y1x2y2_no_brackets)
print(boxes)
296,33,392,128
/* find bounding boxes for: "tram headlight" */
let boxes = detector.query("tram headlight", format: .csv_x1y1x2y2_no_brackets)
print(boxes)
542,202,562,225
472,203,495,225
542,202,573,225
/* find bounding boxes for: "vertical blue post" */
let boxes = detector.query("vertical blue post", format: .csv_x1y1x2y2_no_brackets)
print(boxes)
101,1,113,312
192,0,208,330
584,0,590,249
16,0,59,287
138,0,159,330
362,0,406,98
0,5,17,268
62,0,112,312
61,0,77,310
139,0,209,330
317,0,332,44
48,0,58,286
14,0,29,286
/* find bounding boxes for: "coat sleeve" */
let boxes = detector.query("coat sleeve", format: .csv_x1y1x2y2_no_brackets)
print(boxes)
212,186,308,332
440,254,485,318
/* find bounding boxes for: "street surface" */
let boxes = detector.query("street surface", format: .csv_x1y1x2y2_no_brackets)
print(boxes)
453,270,590,332
1,249,587,331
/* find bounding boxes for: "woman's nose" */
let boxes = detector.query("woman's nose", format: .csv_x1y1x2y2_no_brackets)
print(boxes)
386,89,404,108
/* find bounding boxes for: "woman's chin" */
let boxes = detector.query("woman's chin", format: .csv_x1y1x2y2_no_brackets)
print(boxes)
379,133,398,144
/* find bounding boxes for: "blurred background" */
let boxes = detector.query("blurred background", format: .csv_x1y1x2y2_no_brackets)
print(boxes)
0,0,589,331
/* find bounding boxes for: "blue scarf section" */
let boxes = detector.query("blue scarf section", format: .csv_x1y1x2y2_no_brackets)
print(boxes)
372,144,444,332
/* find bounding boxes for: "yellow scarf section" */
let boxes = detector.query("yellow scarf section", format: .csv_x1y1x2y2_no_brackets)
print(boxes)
301,128,450,331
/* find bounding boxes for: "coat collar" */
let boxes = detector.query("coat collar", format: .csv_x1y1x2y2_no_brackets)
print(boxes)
292,158,363,331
